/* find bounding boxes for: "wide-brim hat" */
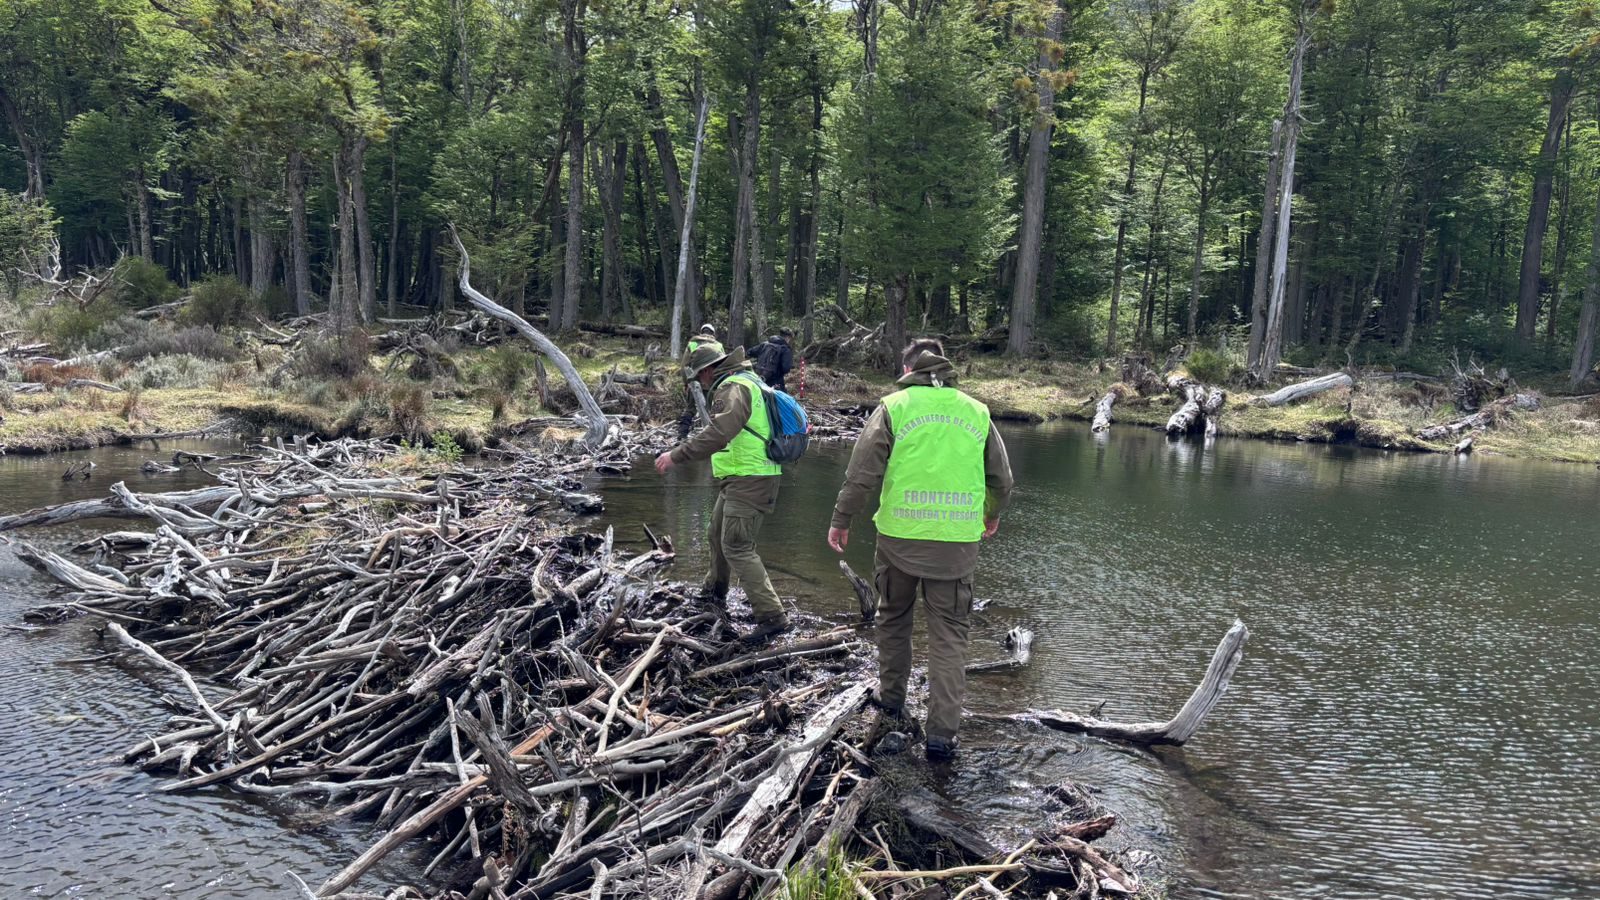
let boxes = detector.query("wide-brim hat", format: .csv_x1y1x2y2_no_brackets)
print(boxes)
685,344,728,378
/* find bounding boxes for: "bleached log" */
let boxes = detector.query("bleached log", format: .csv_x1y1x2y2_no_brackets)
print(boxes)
1091,386,1125,433
711,682,869,859
1454,435,1474,454
1417,392,1541,442
1164,377,1207,435
1253,372,1353,407
448,225,611,449
1022,619,1248,746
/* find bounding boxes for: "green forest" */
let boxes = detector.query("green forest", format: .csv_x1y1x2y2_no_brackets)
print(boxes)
4,0,1600,385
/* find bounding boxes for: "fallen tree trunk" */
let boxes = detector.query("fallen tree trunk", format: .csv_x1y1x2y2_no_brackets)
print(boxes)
1165,375,1226,436
1253,372,1353,407
1021,619,1248,746
1417,392,1541,442
448,225,611,448
1091,385,1128,433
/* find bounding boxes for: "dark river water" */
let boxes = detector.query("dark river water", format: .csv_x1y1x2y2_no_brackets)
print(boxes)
2,426,1598,898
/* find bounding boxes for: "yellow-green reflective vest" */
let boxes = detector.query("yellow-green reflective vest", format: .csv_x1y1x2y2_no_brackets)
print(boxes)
873,385,990,542
711,372,781,477
687,338,723,356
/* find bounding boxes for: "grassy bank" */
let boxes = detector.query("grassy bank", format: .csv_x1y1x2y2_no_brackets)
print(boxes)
803,355,1600,464
6,304,1599,462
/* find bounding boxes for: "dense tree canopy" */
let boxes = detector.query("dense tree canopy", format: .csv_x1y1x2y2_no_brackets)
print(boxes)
4,0,1600,379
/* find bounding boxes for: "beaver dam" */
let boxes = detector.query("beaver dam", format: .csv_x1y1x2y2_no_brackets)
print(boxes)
0,429,1244,898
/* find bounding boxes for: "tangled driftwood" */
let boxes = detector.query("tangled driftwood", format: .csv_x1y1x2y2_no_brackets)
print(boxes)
6,435,1140,899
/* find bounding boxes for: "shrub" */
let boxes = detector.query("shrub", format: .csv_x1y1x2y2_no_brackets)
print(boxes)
112,257,179,309
21,362,96,386
106,317,238,362
427,430,464,463
1183,347,1239,384
121,353,232,390
387,382,429,439
294,330,372,380
481,344,538,392
181,275,253,329
28,298,124,347
118,388,143,421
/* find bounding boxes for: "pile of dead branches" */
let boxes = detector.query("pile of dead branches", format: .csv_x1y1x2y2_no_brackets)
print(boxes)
3,436,1143,900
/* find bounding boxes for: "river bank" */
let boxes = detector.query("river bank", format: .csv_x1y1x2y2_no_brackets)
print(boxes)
7,324,1600,463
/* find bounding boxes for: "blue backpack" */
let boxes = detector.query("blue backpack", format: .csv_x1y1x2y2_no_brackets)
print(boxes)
742,379,810,463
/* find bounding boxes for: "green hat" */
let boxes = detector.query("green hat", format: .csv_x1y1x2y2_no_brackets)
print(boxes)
684,344,726,379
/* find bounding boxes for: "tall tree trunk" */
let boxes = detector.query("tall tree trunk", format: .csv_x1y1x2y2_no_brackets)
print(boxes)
594,140,625,320
1515,69,1576,343
135,165,155,260
249,195,274,299
1107,68,1153,355
349,136,376,323
1187,177,1210,341
643,65,703,328
230,194,245,280
1547,117,1574,344
762,141,781,321
630,143,658,308
729,85,761,348
287,150,313,316
386,139,401,316
1246,119,1284,368
1396,205,1430,354
333,141,359,330
1572,127,1600,388
669,95,710,359
1252,11,1312,381
635,142,670,308
801,147,821,345
562,117,584,331
0,86,45,200
1007,0,1063,356
885,274,908,369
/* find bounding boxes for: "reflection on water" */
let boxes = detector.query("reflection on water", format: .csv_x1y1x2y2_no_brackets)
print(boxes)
0,444,425,898
602,423,1600,899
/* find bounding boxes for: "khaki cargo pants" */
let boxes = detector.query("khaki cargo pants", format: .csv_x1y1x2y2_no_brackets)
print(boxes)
705,486,784,623
875,555,974,741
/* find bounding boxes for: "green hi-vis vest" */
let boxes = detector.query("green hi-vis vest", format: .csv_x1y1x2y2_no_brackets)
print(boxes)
687,338,724,355
711,371,781,478
874,385,991,542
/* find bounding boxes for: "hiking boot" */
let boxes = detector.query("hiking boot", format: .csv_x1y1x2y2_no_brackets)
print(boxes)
741,616,791,645
925,735,959,761
698,580,729,604
868,688,906,719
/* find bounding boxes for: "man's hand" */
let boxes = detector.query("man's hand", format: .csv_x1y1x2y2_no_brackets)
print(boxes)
827,527,849,553
654,452,676,475
982,518,999,539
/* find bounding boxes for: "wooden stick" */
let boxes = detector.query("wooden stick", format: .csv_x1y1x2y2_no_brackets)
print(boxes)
317,723,555,896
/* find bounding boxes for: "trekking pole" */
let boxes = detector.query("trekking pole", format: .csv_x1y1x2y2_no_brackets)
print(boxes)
797,357,807,399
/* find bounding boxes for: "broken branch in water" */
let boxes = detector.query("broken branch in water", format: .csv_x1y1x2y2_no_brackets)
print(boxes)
1019,619,1248,746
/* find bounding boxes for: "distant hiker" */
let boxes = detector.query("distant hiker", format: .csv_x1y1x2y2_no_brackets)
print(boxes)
753,327,795,392
826,338,1013,760
656,345,791,643
677,323,724,440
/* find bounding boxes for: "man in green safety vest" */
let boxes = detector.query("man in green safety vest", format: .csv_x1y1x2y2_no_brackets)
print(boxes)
827,338,1013,760
656,345,791,643
677,324,724,440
